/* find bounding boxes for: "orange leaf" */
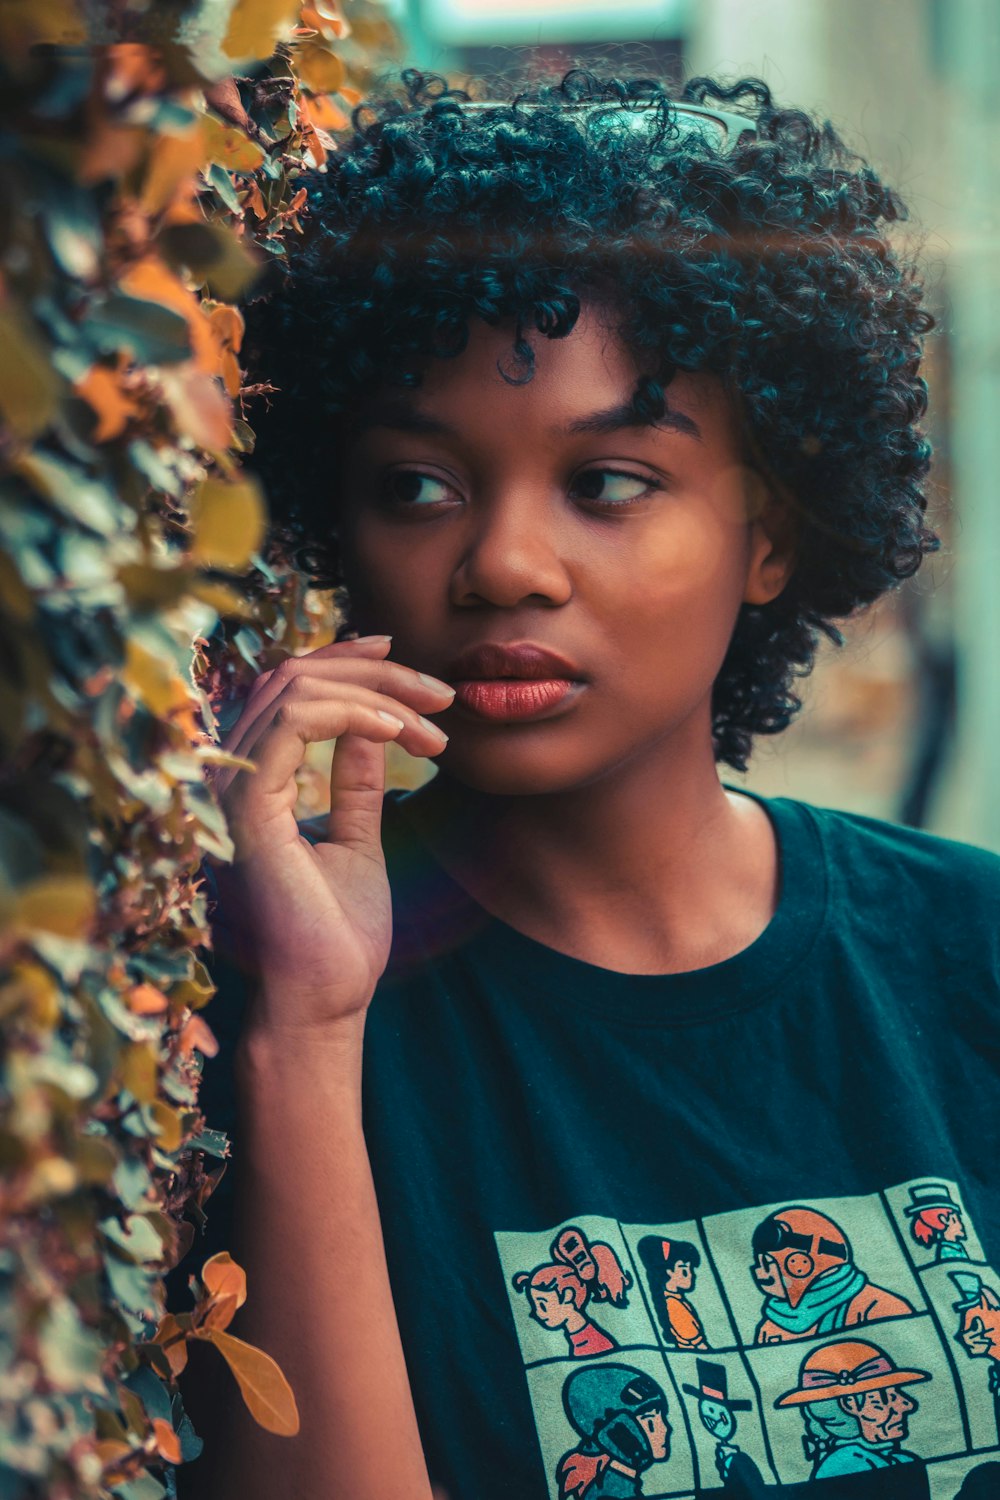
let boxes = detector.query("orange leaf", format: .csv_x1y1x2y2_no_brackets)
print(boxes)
119,257,217,372
201,1251,248,1309
179,1014,219,1057
152,1418,182,1463
152,1312,190,1376
201,1291,239,1331
303,93,348,132
128,983,169,1015
197,1328,300,1436
75,364,141,442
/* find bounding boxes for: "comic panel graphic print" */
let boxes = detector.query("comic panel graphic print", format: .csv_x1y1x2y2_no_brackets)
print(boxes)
494,1178,1000,1500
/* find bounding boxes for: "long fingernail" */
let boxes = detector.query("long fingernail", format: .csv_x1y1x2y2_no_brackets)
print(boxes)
418,716,449,741
346,634,392,643
418,673,456,696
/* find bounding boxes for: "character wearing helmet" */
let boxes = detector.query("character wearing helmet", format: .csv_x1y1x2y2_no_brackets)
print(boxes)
774,1337,931,1479
751,1206,913,1343
557,1363,671,1498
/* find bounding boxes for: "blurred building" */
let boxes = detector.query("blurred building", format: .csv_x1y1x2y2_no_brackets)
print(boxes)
369,1,1000,848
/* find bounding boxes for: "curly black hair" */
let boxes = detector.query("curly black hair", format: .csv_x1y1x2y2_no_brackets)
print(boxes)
241,67,938,772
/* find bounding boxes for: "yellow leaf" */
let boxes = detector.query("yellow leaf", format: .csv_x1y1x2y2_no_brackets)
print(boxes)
190,578,255,620
149,1101,185,1153
140,124,206,217
200,115,265,173
122,639,192,717
0,308,61,440
223,0,300,61
189,475,266,571
201,1251,248,1309
14,876,96,938
294,40,345,94
121,1042,158,1105
197,1328,300,1435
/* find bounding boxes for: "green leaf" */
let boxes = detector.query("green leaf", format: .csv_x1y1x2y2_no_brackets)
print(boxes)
37,1297,105,1394
83,294,192,366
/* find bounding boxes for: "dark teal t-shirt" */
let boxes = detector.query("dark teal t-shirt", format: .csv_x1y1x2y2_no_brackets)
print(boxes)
178,784,1000,1500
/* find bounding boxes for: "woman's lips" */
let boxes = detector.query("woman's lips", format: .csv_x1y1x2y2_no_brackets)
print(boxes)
452,678,581,721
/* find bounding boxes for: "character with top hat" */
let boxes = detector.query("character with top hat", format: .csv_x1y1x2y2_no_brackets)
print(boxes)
905,1183,970,1263
682,1358,767,1496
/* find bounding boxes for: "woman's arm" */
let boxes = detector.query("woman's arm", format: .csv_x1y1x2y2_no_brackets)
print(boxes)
209,1004,434,1500
172,634,454,1500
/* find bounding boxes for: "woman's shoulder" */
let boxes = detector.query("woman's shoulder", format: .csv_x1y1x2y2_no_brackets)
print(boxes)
772,791,1000,953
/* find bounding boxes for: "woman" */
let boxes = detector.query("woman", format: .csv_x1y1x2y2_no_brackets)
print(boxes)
180,70,1000,1500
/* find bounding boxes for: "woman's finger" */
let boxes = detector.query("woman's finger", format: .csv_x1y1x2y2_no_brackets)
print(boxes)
225,666,453,774
241,636,393,713
224,699,409,860
225,676,450,771
326,728,389,851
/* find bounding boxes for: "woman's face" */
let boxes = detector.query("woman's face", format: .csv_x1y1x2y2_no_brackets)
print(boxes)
340,303,793,796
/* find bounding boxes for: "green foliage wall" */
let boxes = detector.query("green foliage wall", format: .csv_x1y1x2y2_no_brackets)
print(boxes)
0,3,396,1495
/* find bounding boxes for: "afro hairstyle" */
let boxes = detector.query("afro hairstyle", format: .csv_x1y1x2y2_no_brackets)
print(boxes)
240,67,939,772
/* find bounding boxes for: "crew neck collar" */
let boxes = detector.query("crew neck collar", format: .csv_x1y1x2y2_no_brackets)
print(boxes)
386,781,828,1027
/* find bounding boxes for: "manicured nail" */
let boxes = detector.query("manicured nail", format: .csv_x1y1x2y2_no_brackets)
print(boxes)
349,634,392,643
418,716,449,740
418,672,456,696
377,710,405,728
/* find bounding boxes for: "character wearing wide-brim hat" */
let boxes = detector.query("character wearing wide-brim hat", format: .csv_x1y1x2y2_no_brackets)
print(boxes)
775,1339,932,1406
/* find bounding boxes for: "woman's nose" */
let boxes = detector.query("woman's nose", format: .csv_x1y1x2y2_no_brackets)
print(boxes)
449,491,573,609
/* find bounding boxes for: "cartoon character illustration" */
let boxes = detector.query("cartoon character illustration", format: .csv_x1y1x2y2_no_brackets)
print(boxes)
637,1235,709,1351
681,1358,767,1496
774,1337,931,1479
952,1269,1000,1440
751,1206,914,1343
905,1182,970,1263
557,1363,671,1498
512,1226,632,1358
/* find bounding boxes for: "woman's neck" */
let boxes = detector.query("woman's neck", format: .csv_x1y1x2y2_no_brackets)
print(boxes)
399,749,779,976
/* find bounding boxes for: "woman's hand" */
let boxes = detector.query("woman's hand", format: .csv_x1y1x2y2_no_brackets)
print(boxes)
206,635,454,1036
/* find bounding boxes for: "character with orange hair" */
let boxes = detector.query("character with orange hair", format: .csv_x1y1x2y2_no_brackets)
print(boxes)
751,1206,913,1343
905,1183,970,1263
512,1225,632,1358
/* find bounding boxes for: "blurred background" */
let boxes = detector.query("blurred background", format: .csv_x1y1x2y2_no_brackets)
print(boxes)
351,0,1000,851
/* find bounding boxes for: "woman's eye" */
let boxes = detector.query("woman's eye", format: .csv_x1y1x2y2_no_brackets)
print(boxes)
570,469,658,507
381,471,458,507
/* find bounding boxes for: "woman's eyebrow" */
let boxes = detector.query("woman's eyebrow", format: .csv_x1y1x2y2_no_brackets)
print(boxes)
356,400,454,435
566,401,702,440
353,397,703,441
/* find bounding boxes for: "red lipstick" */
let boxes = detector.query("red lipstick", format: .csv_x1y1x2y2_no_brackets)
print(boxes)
446,643,584,724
